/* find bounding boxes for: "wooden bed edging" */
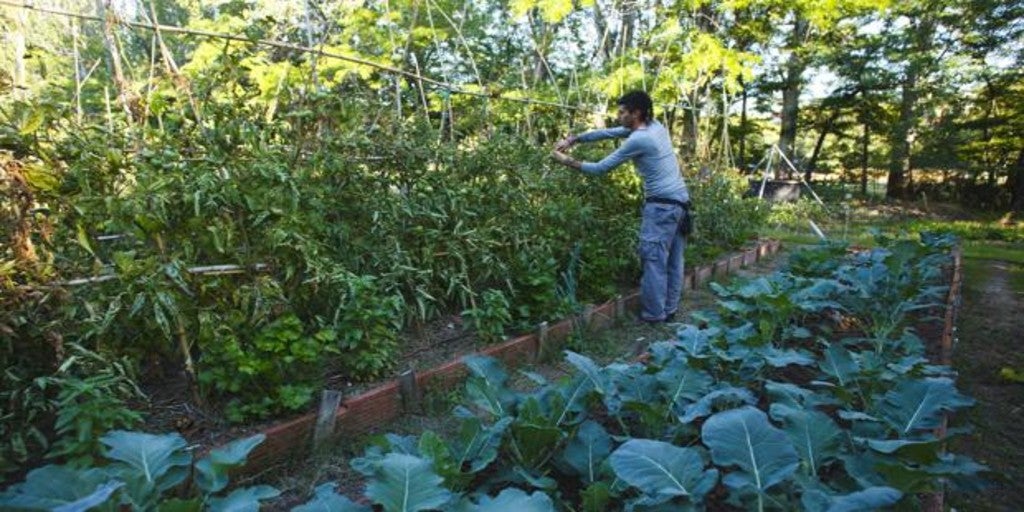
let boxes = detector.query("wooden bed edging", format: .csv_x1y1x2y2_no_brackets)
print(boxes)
227,239,783,474
921,245,964,512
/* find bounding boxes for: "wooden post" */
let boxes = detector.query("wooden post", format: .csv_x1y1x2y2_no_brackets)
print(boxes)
313,389,343,446
398,369,419,413
583,304,595,330
535,321,549,360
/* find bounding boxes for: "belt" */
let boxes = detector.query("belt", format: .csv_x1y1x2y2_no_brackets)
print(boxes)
645,197,690,209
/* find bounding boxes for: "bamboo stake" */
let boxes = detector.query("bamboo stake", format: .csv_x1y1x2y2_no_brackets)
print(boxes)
71,17,83,122
95,0,133,122
146,0,202,125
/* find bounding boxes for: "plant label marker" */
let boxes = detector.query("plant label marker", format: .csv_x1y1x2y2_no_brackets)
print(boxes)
313,389,343,446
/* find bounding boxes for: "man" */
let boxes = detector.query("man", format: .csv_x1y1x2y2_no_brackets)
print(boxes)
551,90,691,323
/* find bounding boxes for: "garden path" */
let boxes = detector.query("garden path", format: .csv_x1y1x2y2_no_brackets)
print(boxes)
950,258,1024,511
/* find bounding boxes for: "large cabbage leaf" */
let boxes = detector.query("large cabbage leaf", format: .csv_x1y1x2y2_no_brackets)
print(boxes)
609,439,718,504
701,406,799,494
364,453,452,512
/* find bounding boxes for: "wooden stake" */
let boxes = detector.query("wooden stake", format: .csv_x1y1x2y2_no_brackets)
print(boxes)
313,389,343,446
398,369,419,413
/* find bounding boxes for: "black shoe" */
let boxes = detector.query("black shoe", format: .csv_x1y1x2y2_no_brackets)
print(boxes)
664,312,678,323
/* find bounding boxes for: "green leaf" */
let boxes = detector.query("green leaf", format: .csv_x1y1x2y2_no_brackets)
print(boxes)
565,351,607,395
609,439,718,503
291,483,371,512
862,437,945,465
764,381,817,408
769,403,843,477
678,387,756,424
472,488,554,511
75,223,97,259
876,377,973,435
364,453,452,512
820,345,859,387
560,421,612,483
551,377,593,426
579,481,612,512
19,106,45,134
196,434,266,493
418,431,461,488
675,325,717,356
206,486,280,512
801,486,903,512
510,420,564,469
701,406,799,494
157,499,203,512
22,162,59,193
452,416,511,474
762,347,816,368
463,355,515,417
0,466,121,512
100,431,190,493
656,362,714,413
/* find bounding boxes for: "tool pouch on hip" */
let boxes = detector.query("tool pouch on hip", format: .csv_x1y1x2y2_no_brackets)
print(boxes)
680,207,694,237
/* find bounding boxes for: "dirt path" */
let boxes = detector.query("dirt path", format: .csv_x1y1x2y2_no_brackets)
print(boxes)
949,259,1024,511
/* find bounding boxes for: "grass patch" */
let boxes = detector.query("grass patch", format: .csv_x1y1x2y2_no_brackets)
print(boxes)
962,241,1024,266
961,256,995,288
1009,264,1024,295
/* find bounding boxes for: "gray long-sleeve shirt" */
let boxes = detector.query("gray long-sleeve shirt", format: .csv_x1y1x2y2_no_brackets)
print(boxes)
576,121,689,202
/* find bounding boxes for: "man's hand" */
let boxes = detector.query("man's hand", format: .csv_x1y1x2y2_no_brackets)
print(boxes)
555,135,577,151
551,150,580,169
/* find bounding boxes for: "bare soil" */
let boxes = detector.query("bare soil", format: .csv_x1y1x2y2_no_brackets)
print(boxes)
948,259,1024,511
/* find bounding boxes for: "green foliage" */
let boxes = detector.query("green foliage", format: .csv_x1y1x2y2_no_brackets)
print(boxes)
46,345,145,467
766,198,833,230
462,289,512,345
198,314,337,423
686,169,768,263
908,219,1024,243
0,431,272,511
328,274,403,380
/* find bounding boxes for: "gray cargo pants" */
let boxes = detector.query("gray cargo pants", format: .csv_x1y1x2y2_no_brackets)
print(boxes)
638,202,687,322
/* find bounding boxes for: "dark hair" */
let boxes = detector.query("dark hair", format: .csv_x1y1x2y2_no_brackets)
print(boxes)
617,90,653,122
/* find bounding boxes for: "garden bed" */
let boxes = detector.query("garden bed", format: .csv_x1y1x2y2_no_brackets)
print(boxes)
199,240,782,477
263,234,977,510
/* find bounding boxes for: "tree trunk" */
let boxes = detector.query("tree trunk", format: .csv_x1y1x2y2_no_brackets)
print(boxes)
886,16,935,199
886,76,916,199
806,117,834,182
1009,148,1024,212
779,16,809,176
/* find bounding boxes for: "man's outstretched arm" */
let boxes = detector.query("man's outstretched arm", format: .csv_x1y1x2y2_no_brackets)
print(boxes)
552,136,641,175
556,126,630,151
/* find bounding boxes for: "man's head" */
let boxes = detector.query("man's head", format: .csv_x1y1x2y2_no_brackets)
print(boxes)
616,90,653,129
